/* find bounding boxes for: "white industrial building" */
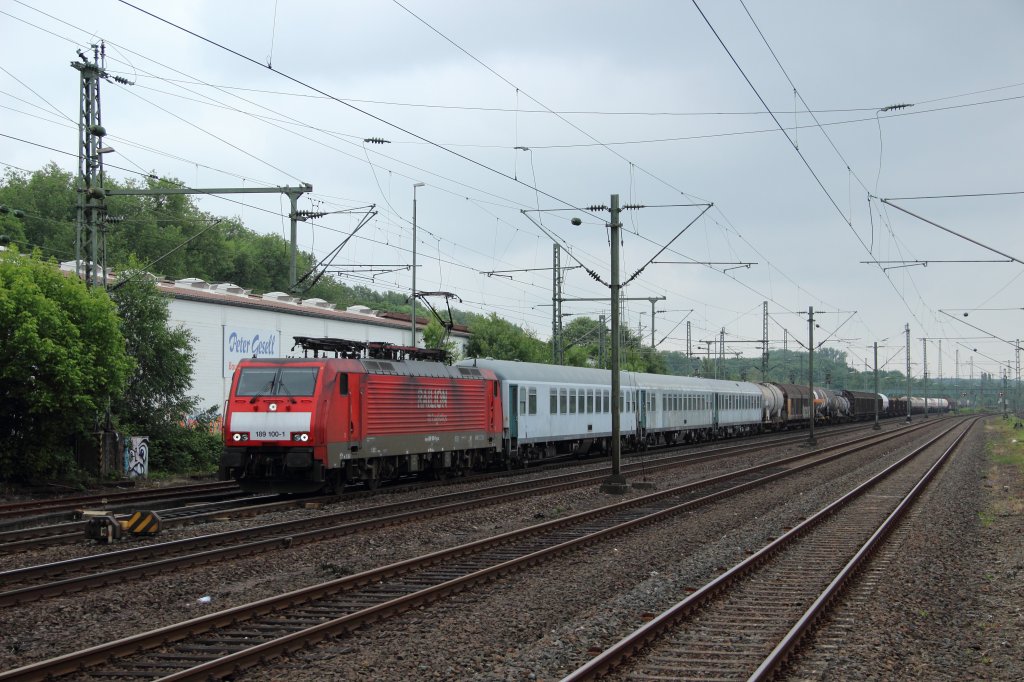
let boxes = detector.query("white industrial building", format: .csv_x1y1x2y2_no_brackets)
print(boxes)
56,263,471,419
161,278,471,416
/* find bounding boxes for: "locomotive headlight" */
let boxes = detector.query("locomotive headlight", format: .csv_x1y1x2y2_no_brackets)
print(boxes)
293,432,310,442
232,433,242,442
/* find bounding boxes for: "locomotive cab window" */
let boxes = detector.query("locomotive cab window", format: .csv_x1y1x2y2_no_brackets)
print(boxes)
278,367,319,396
338,373,349,395
236,367,277,396
236,366,319,397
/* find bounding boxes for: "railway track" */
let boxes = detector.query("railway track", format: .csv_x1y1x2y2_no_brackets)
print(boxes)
563,417,977,681
0,420,897,557
0,420,930,607
0,492,321,552
0,481,240,523
0,418,959,681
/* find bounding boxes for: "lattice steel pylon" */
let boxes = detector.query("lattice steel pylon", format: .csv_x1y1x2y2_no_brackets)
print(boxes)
762,301,769,380
73,44,110,287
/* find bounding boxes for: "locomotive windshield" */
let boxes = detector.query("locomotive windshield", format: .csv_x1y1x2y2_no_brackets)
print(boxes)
236,366,319,397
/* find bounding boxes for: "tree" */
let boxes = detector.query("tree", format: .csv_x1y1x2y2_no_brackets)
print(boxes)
465,312,548,362
108,264,218,472
0,249,132,480
0,164,76,260
421,317,461,361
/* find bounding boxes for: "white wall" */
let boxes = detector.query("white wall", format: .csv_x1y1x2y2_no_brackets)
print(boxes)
165,295,469,416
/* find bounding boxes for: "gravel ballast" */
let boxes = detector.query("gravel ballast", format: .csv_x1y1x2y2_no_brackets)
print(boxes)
1,418,1019,681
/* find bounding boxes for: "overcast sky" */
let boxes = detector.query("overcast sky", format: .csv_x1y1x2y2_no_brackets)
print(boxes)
2,0,1022,380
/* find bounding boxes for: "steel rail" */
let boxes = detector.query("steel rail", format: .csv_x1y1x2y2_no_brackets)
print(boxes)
0,420,933,607
561,417,975,681
0,482,239,521
0,419,953,681
749,419,976,680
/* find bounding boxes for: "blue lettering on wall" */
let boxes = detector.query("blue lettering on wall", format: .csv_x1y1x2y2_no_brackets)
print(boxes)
227,331,277,356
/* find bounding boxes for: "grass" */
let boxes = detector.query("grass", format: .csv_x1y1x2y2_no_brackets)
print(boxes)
986,419,1024,474
981,418,1024,524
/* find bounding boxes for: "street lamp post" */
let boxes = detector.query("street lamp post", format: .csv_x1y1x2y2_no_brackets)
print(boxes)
411,182,425,347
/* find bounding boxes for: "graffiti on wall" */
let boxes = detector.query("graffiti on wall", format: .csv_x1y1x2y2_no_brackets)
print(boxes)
124,436,150,479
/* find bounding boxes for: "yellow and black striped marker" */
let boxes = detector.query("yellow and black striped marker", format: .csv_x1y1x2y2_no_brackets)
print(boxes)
121,510,161,536
84,510,161,543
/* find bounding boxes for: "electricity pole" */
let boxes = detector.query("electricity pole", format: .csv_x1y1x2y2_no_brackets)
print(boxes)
552,244,563,363
73,44,110,288
648,298,664,348
923,339,929,418
762,301,769,380
905,323,912,423
874,341,881,429
686,321,692,374
807,307,817,446
601,194,628,494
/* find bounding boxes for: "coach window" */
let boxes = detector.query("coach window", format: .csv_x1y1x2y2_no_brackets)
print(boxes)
569,388,577,414
519,390,527,415
587,389,594,413
602,390,609,413
528,388,538,415
337,373,349,395
550,388,557,414
560,388,568,414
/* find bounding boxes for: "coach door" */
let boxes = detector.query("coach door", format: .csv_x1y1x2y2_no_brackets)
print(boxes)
507,384,519,439
637,389,647,439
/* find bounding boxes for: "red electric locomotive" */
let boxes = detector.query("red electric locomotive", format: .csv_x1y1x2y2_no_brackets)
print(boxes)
220,337,503,493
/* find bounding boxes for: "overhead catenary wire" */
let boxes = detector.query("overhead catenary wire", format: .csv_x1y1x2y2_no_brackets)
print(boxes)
0,2,899,337
4,3,1017,353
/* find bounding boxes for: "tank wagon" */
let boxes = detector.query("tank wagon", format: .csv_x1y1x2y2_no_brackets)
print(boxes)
760,382,814,428
891,396,951,417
